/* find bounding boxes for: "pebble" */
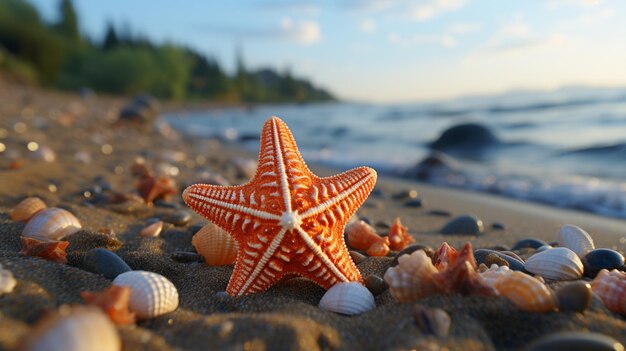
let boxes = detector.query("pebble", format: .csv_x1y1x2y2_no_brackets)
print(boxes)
526,331,623,351
187,223,205,235
390,244,434,267
474,249,525,271
154,199,181,209
491,222,506,230
364,275,388,296
555,281,592,313
483,253,509,267
82,248,132,280
161,210,192,226
349,250,367,264
392,189,418,200
440,215,484,235
171,251,204,263
375,221,391,229
403,198,425,208
511,238,548,251
428,209,451,217
581,249,625,278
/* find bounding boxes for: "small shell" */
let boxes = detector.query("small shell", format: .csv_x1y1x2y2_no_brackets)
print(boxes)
346,220,389,257
413,305,451,337
556,224,595,257
192,223,238,266
383,250,439,302
112,271,179,319
432,242,459,271
0,265,17,295
10,197,47,222
590,269,626,315
479,264,511,287
525,247,583,281
493,271,557,312
22,208,82,241
388,217,414,251
319,282,375,315
20,237,69,264
25,306,120,351
140,221,163,237
81,286,136,325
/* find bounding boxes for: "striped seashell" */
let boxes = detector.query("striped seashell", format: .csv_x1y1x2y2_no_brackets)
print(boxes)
140,221,163,237
590,269,626,315
192,223,238,265
383,249,439,302
493,271,557,312
22,208,82,241
319,282,375,315
479,264,511,287
10,197,47,222
113,270,179,319
0,264,17,295
346,220,390,257
25,306,120,351
525,247,583,281
556,224,595,258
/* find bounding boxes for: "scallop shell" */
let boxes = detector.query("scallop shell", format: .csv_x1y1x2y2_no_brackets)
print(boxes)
556,224,595,257
493,271,557,312
319,282,375,315
346,220,389,257
22,208,82,241
525,247,584,281
25,306,120,351
590,269,626,315
112,270,179,319
0,264,17,295
10,197,47,222
140,221,163,237
383,249,439,302
192,223,238,265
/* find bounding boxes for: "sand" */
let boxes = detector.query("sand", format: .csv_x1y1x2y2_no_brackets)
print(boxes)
0,81,625,351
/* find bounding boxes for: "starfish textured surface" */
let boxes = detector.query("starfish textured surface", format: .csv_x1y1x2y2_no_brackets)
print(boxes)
183,116,377,296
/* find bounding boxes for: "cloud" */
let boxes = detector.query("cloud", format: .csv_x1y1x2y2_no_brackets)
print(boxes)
280,18,321,44
257,1,321,16
388,32,456,48
408,0,468,21
480,19,567,53
343,0,468,21
359,19,377,33
199,18,321,45
446,22,481,35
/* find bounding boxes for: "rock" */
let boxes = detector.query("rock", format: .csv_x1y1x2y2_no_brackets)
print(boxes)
491,222,506,230
403,198,425,208
349,250,367,264
555,281,592,313
171,251,204,263
474,249,525,271
440,215,484,235
391,189,418,200
526,331,623,351
81,248,131,280
407,151,458,181
581,249,625,278
428,209,451,217
162,210,192,226
364,275,388,296
430,123,499,151
511,238,548,251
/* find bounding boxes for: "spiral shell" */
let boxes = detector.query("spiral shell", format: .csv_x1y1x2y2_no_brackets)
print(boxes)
346,220,389,257
0,264,16,295
383,250,439,302
556,224,595,258
10,197,47,222
192,223,238,265
319,282,375,315
493,271,557,312
25,306,120,351
22,208,82,241
590,269,626,315
525,247,584,281
113,271,179,319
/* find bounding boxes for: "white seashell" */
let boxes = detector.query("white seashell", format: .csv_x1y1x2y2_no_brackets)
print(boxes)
383,250,439,302
556,224,595,257
0,264,17,295
525,247,583,281
22,208,82,241
479,264,510,288
140,221,163,237
113,270,179,319
319,282,375,315
25,306,120,351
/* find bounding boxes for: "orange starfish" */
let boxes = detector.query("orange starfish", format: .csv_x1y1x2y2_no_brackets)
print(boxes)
183,117,377,296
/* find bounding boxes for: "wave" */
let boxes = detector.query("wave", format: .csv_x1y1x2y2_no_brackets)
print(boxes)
559,143,626,158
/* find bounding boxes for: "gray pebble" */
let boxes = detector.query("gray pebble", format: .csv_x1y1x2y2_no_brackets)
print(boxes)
428,209,451,217
171,251,204,263
511,238,547,251
375,221,391,229
582,249,625,278
392,189,418,200
440,214,484,235
162,210,192,226
474,249,525,271
555,281,592,313
350,250,367,264
364,275,388,296
526,331,623,351
81,248,131,280
491,222,506,230
403,198,425,208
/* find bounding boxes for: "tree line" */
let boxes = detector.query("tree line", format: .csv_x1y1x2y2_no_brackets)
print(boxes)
0,0,335,102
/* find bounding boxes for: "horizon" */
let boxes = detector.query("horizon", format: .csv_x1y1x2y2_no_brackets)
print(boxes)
27,0,626,103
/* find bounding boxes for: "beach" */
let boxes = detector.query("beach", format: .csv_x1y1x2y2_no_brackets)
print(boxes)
1,81,625,351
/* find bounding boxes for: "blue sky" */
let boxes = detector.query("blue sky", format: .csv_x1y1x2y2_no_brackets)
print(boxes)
29,0,626,102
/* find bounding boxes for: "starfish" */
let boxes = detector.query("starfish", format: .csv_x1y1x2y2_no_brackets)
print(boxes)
183,117,377,296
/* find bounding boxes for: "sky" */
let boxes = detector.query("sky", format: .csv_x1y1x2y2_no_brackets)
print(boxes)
28,0,626,103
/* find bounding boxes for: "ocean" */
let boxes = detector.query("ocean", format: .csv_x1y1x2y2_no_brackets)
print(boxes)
166,86,626,219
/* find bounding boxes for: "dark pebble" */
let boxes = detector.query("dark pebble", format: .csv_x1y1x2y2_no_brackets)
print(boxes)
582,249,625,278
370,188,386,198
474,249,525,271
403,198,425,208
81,248,131,280
483,253,509,267
440,215,484,235
187,223,206,235
391,244,434,267
350,251,367,264
392,189,418,200
162,210,192,226
375,221,391,229
171,251,204,263
486,245,510,251
499,250,524,263
364,275,388,296
555,281,592,313
154,199,181,209
511,238,548,251
413,305,451,338
428,209,451,217
491,222,506,230
360,217,372,225
526,331,623,351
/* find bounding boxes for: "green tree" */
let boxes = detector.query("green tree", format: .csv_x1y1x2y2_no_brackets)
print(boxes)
55,0,79,41
103,23,119,50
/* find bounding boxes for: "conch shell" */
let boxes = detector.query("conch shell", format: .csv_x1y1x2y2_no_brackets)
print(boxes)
388,217,414,251
346,220,389,257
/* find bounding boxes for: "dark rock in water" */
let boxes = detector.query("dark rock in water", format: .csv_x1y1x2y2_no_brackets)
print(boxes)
407,151,459,181
511,238,547,251
526,331,623,351
440,215,484,235
364,275,388,296
403,198,425,208
555,281,592,313
171,251,204,263
474,249,525,271
430,123,499,151
81,248,131,280
582,249,625,278
413,305,451,338
391,244,434,267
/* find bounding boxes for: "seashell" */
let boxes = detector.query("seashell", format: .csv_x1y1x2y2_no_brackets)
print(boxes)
387,217,414,251
590,269,626,315
192,223,238,266
319,282,375,315
432,242,459,271
390,244,434,267
10,197,47,222
525,247,583,281
136,174,177,204
140,221,163,237
81,285,136,325
493,271,557,312
112,270,179,319
25,306,120,351
345,220,389,257
413,305,451,337
0,264,17,295
431,243,498,296
22,208,82,241
479,264,510,287
525,331,624,351
384,249,439,302
556,224,595,257
20,237,69,264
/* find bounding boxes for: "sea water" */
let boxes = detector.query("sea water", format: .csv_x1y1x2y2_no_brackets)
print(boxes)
166,86,626,219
